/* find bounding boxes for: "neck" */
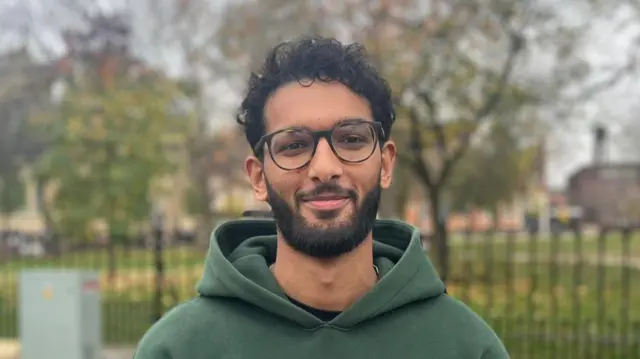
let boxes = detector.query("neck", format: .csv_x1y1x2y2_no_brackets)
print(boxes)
271,233,377,312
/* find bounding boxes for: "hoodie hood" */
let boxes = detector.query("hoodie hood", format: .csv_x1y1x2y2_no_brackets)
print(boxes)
195,219,445,330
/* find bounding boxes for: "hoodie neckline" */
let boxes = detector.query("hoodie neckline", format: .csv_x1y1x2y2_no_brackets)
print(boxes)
196,219,445,330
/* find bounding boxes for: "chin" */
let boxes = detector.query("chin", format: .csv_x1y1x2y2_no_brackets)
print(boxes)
307,214,356,231
305,206,356,224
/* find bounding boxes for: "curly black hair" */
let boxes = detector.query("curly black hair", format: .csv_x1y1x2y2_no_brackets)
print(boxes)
236,36,396,156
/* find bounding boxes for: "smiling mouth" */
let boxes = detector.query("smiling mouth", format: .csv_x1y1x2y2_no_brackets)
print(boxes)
301,195,351,211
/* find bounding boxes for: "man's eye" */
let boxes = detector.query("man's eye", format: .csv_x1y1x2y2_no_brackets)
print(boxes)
283,143,306,150
276,142,310,154
343,136,364,143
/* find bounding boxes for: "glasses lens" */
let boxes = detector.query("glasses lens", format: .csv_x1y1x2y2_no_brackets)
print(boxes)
269,129,314,169
332,122,377,162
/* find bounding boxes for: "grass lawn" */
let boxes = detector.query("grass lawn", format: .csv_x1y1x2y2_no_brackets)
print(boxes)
0,246,207,271
449,231,640,257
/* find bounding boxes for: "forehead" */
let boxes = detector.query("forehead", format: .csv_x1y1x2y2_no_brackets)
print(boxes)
263,81,373,133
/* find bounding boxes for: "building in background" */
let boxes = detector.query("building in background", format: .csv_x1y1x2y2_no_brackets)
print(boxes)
567,125,640,228
568,163,640,228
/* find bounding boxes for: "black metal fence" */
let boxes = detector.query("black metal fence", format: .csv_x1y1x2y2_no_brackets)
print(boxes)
1,227,638,359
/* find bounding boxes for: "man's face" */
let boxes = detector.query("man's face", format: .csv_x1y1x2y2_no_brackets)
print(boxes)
245,81,396,259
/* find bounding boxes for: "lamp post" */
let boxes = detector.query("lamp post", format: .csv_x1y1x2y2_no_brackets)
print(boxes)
150,206,165,322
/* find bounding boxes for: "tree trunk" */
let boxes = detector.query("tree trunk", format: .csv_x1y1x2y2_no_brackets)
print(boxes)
491,205,500,231
196,214,215,250
379,185,405,219
394,184,409,220
428,188,450,283
107,234,116,280
153,225,165,321
40,202,62,258
0,216,8,264
193,170,215,250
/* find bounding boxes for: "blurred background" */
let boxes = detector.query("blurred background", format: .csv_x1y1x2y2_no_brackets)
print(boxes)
0,0,639,358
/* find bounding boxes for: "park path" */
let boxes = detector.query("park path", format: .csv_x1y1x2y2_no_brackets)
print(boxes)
0,340,135,359
102,347,136,359
509,252,640,269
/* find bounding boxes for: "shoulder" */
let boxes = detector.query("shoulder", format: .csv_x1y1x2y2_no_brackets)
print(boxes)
132,296,226,359
434,295,496,333
424,295,509,357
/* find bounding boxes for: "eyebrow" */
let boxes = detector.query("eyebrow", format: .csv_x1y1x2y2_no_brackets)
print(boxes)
276,118,372,132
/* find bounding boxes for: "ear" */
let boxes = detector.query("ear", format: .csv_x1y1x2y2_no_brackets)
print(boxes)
380,140,396,190
245,156,268,202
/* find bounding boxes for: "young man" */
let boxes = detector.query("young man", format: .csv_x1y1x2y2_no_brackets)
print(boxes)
133,36,509,359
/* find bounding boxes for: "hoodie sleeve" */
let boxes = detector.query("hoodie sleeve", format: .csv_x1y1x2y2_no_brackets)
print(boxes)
480,340,510,359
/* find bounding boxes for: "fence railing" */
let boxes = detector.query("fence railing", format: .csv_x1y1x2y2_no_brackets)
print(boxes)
443,228,640,359
1,227,638,359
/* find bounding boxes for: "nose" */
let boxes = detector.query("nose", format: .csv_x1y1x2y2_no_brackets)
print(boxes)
307,138,343,182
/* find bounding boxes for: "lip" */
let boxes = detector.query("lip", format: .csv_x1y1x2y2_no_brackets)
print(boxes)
302,196,350,211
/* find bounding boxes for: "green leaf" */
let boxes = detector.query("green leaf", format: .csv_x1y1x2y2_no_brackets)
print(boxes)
38,73,197,242
0,171,26,214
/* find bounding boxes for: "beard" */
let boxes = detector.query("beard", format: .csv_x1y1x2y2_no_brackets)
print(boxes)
266,178,381,259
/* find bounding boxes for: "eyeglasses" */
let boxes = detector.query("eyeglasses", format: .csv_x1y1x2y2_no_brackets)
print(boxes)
254,119,385,171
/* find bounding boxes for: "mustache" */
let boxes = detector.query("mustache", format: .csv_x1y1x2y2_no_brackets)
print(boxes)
296,182,357,201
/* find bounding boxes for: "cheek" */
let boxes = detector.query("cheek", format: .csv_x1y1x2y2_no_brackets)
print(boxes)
265,168,302,200
348,165,381,197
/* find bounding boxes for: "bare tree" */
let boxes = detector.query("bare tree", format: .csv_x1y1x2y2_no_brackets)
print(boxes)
142,0,246,246
358,0,528,281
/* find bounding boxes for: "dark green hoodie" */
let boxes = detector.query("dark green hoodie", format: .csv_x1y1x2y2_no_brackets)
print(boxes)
133,219,509,359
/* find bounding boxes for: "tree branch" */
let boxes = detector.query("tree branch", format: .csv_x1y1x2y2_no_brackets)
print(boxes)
564,56,637,105
415,90,446,154
408,107,434,188
438,28,525,184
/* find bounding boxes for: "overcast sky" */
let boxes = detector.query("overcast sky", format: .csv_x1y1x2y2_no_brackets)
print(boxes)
1,0,638,189
548,3,640,187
